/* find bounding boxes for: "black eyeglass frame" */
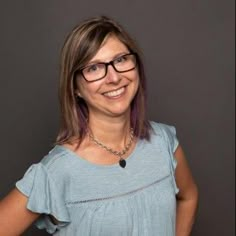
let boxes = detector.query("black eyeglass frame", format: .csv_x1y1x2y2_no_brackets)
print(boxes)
79,52,137,82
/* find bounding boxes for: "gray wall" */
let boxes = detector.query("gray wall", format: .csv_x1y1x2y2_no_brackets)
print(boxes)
0,1,234,235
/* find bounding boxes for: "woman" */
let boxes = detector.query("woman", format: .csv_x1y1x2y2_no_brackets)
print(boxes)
0,16,198,235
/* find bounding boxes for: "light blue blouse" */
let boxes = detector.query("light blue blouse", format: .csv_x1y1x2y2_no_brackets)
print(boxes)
16,122,179,236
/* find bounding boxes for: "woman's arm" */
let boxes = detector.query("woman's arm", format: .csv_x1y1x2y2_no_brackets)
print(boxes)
0,188,40,236
174,145,199,236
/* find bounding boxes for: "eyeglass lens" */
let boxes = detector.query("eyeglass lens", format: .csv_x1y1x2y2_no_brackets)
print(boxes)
82,53,136,82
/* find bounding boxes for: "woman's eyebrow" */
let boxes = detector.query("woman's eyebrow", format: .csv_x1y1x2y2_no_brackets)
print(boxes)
86,52,129,65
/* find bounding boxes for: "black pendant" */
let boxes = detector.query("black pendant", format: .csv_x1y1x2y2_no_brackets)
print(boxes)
119,158,126,168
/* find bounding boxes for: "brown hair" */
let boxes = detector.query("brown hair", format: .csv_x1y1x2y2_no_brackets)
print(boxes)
56,16,151,145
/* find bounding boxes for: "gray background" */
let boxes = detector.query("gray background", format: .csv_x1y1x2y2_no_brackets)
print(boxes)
0,0,234,235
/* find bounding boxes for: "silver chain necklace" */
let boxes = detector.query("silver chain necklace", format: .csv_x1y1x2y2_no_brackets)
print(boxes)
88,129,134,168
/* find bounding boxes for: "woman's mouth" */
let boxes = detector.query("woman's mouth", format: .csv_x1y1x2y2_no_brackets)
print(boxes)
103,87,125,98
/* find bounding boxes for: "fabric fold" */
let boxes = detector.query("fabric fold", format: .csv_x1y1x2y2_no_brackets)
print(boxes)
16,163,70,234
158,124,180,194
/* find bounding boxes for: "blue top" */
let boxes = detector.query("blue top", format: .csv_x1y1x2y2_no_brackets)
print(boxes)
16,122,179,236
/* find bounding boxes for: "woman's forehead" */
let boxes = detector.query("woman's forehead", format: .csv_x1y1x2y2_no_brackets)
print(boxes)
88,35,129,64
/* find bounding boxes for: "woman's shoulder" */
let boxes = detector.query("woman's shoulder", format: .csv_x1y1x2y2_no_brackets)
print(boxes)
39,145,72,173
149,120,179,152
149,121,177,136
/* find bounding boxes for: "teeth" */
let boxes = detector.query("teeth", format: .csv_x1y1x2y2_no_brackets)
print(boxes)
104,87,125,97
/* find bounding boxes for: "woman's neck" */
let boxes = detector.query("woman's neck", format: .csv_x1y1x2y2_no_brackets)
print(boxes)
87,114,131,149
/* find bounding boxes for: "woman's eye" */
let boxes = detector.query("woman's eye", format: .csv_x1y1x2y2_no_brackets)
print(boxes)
88,65,97,72
85,64,99,73
115,55,127,64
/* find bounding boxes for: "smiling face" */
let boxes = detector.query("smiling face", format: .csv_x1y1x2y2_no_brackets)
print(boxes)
75,35,140,120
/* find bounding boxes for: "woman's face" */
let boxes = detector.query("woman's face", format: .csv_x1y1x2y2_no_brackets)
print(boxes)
75,35,140,120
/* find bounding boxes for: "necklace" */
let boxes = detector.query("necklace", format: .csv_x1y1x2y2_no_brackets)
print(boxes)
88,129,134,168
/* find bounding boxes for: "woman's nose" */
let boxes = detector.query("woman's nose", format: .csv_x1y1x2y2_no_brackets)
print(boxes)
105,64,121,83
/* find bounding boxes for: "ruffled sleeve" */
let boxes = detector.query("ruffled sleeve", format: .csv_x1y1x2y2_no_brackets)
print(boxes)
15,163,70,234
158,123,179,194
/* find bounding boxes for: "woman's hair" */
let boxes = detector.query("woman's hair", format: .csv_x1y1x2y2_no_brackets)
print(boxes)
56,16,151,145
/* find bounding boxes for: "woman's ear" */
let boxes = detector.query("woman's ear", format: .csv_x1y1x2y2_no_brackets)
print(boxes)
75,88,83,98
77,92,82,98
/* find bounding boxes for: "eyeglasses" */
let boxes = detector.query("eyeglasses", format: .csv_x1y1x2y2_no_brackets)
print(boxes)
80,53,137,82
